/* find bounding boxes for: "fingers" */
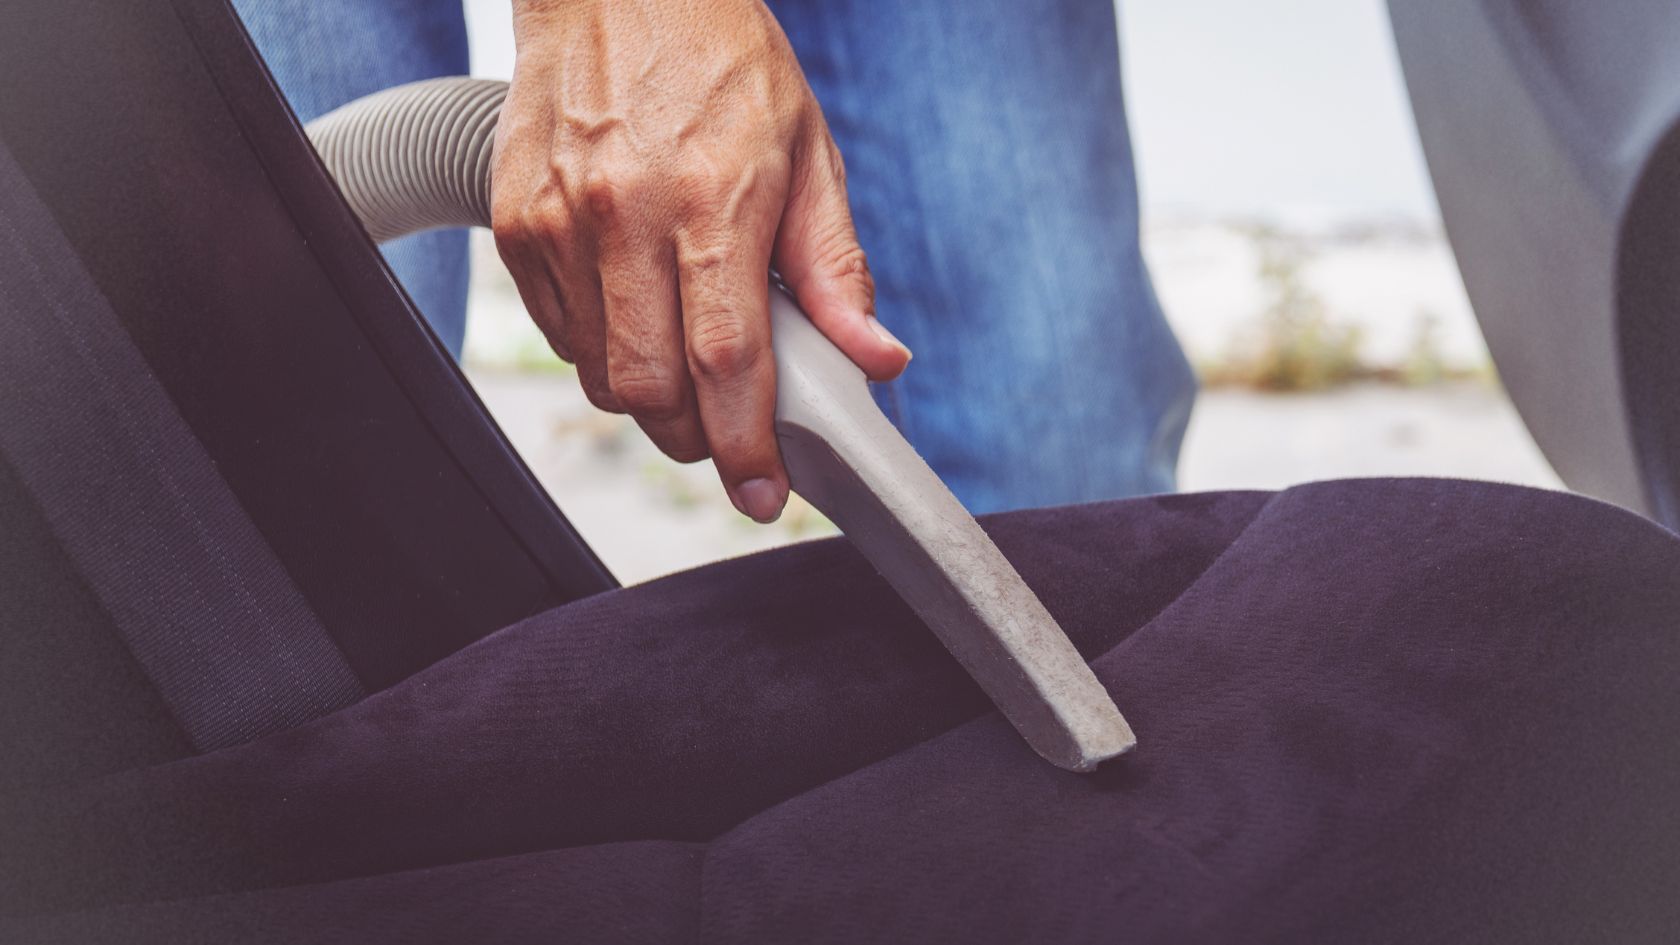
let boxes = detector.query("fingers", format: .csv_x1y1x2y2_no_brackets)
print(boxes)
494,72,854,523
491,87,579,366
539,181,616,413
495,233,574,363
676,157,790,523
597,205,708,463
774,131,912,382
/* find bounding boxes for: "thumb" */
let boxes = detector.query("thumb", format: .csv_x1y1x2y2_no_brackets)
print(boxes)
773,138,912,382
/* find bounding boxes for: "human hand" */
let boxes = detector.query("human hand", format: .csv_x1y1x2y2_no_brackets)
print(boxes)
493,0,912,523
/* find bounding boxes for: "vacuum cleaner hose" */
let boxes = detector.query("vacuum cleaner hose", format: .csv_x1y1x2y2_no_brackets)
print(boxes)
304,76,1136,771
305,77,506,243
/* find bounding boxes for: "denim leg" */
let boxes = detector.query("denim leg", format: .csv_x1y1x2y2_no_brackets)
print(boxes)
768,0,1196,512
232,0,472,356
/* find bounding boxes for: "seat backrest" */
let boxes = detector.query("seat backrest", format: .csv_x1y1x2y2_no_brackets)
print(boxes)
0,0,615,789
1389,0,1680,527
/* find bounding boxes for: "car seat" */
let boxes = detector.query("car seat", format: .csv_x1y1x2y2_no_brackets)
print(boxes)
1391,0,1680,527
2,1,1679,942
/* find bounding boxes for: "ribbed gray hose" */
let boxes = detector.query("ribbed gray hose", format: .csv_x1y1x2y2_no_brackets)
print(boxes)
305,77,507,243
302,76,1138,771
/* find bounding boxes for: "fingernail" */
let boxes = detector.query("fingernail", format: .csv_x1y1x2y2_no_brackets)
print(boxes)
867,315,912,360
732,478,786,524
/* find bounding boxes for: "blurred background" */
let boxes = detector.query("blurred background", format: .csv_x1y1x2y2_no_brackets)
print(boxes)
458,0,1559,583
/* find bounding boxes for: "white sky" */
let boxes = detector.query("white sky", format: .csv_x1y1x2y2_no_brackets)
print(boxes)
465,0,1440,226
1119,0,1436,225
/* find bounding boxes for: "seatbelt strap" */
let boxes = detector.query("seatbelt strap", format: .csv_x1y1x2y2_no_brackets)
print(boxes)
0,142,364,751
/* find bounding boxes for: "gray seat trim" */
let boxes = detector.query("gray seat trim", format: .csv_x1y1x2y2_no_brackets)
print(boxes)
0,143,363,751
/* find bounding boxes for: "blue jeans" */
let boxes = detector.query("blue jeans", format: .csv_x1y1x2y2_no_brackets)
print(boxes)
234,0,472,356
235,0,1195,513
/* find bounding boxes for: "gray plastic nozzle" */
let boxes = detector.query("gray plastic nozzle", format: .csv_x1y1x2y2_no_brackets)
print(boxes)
306,77,1135,771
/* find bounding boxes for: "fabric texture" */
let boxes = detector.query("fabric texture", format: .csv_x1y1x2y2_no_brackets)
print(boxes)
0,0,617,715
231,0,1196,513
6,479,1680,942
0,142,364,752
5,2,1676,940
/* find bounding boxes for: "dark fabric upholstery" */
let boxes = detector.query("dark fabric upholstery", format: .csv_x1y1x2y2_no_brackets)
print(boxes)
0,455,193,792
5,480,1679,942
8,846,705,945
0,0,615,701
3,0,1679,940
0,143,366,751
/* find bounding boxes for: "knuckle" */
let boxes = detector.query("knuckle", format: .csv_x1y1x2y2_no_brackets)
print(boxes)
490,195,525,239
582,174,619,220
659,439,709,464
824,242,871,282
581,164,647,221
609,370,686,422
520,203,572,247
673,154,731,208
579,374,623,413
677,240,731,277
585,390,624,414
674,152,790,216
687,316,762,380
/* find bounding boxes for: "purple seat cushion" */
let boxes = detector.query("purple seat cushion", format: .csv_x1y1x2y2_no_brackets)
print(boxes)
5,479,1680,942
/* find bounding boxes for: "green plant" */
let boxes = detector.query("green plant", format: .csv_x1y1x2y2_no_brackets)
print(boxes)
1204,228,1365,391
